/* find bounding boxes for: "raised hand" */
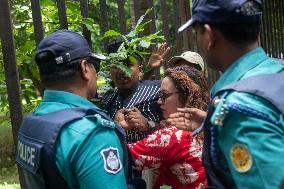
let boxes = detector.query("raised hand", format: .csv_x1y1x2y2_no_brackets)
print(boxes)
148,42,171,69
167,108,207,131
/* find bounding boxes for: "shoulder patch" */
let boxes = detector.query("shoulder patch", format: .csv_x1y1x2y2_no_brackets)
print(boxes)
230,143,252,173
100,147,122,174
16,134,43,174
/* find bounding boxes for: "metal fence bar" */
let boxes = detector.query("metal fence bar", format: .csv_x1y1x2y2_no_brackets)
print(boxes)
30,0,44,46
0,0,27,188
276,0,284,58
260,9,267,52
271,2,278,58
79,0,92,47
57,0,68,29
281,0,284,58
173,0,182,55
274,0,280,58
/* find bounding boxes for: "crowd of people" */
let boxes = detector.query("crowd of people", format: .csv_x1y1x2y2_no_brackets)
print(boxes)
16,0,284,189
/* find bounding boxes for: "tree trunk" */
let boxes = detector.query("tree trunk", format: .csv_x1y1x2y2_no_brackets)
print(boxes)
161,0,170,44
99,0,109,49
147,0,156,34
134,0,141,24
117,0,127,34
129,0,136,28
140,0,150,36
173,0,182,55
160,0,171,67
179,0,192,51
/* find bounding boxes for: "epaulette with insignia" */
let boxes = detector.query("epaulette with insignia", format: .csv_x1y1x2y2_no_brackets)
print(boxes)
93,114,116,129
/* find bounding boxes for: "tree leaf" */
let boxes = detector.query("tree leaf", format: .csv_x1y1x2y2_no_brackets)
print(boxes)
103,30,122,38
139,40,151,48
126,30,136,38
113,63,133,77
135,8,153,29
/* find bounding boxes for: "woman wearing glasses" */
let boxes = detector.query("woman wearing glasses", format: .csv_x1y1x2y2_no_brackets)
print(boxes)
116,65,209,189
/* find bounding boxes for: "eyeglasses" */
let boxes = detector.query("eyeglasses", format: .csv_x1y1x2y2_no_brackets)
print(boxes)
158,91,181,102
87,57,101,72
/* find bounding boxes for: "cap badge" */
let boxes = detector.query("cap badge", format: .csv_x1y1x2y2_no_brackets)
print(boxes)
55,53,71,64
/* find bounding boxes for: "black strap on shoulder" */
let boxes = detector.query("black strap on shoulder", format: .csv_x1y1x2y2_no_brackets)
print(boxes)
202,102,227,189
217,70,284,114
41,107,145,189
43,107,145,188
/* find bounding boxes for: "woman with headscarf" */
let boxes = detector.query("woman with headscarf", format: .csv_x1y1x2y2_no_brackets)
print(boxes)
116,65,209,189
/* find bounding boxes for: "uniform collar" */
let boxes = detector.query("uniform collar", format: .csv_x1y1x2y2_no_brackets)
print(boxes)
43,90,100,110
211,47,268,96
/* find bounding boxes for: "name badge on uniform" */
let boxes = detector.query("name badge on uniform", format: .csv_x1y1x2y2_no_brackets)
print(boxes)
100,147,122,174
16,134,43,174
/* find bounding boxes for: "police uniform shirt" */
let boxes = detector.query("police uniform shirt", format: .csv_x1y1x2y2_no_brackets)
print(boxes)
34,90,127,189
210,47,284,188
103,80,161,143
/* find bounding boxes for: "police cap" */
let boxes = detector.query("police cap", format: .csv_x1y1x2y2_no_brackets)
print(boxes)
178,0,263,32
35,30,105,65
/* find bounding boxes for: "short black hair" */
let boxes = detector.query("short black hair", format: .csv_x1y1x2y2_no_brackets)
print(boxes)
211,21,261,46
106,36,125,54
194,20,260,47
36,51,81,87
194,1,261,47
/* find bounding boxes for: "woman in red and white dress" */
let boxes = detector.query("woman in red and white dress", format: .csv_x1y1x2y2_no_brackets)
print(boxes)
116,66,209,189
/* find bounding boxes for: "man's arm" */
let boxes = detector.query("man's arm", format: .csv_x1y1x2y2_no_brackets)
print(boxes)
56,119,127,189
76,127,126,189
216,93,284,188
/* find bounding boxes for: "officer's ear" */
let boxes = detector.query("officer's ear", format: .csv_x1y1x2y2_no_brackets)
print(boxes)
79,59,94,81
204,24,217,51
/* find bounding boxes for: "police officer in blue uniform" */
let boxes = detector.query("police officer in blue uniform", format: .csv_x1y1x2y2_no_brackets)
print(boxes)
178,0,284,188
16,30,145,189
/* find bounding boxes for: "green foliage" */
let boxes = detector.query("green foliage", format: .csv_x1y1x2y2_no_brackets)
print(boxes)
101,8,164,77
0,0,105,114
0,59,8,115
0,183,20,189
